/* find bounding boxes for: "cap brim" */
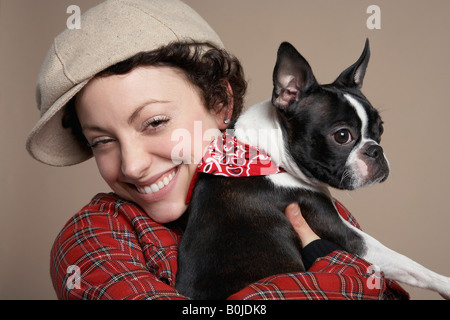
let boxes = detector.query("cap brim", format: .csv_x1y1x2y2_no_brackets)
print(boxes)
26,79,93,167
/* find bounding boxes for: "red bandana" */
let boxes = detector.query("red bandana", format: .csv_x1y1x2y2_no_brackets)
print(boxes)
186,131,285,204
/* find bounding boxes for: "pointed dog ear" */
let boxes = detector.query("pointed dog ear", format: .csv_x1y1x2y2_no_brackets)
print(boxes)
334,38,370,89
272,42,318,110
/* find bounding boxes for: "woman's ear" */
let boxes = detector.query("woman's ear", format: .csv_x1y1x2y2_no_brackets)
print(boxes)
215,81,234,130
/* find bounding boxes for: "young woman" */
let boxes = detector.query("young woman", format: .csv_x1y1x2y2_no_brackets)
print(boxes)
26,0,408,300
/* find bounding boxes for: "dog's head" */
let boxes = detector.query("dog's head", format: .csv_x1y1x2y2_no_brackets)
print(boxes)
272,39,389,190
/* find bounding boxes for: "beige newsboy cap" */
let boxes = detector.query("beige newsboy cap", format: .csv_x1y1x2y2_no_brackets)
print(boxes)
26,0,223,166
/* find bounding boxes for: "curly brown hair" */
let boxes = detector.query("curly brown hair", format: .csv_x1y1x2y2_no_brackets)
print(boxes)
63,41,247,146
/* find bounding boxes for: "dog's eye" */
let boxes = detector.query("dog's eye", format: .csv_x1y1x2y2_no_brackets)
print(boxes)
333,129,353,145
379,124,384,136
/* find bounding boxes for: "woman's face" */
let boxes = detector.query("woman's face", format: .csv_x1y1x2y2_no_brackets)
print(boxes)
76,66,228,223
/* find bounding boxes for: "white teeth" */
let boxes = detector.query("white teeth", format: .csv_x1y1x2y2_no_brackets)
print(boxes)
136,169,176,194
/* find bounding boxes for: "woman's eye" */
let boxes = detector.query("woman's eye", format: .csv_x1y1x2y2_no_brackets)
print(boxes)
144,116,169,131
333,129,353,145
88,138,115,149
148,120,164,128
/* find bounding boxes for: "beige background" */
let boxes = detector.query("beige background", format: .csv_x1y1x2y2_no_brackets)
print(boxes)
1,0,449,300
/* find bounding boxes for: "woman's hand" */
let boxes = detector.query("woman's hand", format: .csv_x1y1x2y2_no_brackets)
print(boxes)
285,202,320,248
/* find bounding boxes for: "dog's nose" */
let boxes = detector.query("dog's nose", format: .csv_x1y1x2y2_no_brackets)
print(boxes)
365,144,383,160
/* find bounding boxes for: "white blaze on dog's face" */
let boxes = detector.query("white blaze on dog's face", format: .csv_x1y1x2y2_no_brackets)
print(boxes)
343,94,389,189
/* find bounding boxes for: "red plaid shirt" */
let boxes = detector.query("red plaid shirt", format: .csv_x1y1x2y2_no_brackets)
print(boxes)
50,193,409,300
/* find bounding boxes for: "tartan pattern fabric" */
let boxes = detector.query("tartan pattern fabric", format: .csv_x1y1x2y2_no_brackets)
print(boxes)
51,193,185,300
50,193,409,300
228,251,408,300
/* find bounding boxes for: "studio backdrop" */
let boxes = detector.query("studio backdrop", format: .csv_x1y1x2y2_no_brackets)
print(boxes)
1,0,449,299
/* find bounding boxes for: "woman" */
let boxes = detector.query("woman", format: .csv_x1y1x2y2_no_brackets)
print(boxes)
26,0,408,300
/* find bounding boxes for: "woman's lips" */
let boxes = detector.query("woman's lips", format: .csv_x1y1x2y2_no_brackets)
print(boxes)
135,166,178,195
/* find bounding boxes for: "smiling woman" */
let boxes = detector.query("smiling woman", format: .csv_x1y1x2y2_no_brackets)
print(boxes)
25,0,409,300
74,64,231,223
61,41,246,224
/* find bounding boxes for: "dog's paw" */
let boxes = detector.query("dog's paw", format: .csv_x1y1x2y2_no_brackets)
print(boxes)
439,286,450,300
439,292,450,300
438,277,450,300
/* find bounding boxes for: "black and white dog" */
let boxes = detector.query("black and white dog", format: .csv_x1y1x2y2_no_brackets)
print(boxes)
175,40,450,300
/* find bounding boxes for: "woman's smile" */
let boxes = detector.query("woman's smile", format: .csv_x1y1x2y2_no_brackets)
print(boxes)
135,165,178,195
129,165,181,205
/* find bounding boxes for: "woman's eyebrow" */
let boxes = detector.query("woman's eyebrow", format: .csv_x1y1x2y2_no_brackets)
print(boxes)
81,122,108,134
127,99,171,125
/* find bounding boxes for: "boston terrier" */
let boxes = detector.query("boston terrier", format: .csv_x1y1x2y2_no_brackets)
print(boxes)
175,40,450,300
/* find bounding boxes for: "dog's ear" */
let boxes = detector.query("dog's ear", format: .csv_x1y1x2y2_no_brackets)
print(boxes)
272,42,317,110
334,38,370,89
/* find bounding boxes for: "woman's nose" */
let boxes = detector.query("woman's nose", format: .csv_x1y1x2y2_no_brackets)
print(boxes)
120,142,151,180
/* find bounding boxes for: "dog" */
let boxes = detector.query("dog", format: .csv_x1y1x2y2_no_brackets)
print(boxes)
175,39,450,300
